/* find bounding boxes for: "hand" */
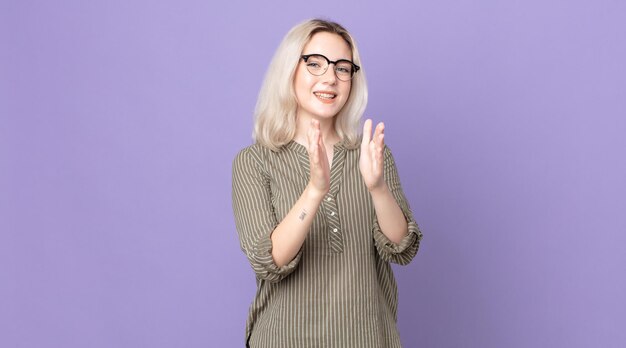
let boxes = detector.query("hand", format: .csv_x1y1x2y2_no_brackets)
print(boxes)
359,119,386,192
307,120,331,197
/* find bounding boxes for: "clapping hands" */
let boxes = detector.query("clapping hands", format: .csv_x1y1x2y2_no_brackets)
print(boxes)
359,119,386,192
306,118,387,196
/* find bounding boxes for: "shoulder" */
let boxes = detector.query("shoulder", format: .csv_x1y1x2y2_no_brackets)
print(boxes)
234,144,262,170
233,143,284,173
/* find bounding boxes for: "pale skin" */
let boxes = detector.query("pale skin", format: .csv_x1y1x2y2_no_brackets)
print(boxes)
269,32,409,267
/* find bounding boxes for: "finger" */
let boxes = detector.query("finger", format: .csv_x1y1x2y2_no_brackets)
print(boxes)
369,140,377,163
373,122,384,143
307,121,314,152
313,129,321,164
309,119,320,145
312,119,320,131
361,119,372,147
318,133,328,164
308,126,317,164
374,123,385,151
374,121,383,131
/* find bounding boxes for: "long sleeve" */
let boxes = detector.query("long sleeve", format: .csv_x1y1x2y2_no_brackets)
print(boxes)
232,146,302,282
234,142,420,347
372,146,423,265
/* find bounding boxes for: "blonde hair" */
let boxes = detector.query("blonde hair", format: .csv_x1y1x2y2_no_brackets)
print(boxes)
253,19,368,151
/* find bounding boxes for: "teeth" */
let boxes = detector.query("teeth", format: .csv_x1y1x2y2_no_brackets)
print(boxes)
315,92,335,99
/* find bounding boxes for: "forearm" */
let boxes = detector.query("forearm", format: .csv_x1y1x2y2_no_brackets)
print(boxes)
270,183,325,267
370,183,409,244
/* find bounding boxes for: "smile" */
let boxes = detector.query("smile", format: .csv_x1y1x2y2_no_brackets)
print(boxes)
313,92,337,101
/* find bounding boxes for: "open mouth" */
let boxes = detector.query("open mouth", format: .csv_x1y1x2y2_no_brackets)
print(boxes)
314,92,337,100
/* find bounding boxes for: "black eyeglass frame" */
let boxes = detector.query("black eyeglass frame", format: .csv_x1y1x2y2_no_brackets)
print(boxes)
300,54,361,81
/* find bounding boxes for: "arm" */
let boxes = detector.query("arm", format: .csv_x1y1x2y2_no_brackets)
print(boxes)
360,119,423,265
369,181,408,244
232,121,330,281
360,120,408,242
232,146,301,282
268,183,324,267
269,120,330,267
372,146,423,264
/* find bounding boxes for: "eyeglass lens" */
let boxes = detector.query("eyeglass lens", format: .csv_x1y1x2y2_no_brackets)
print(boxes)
304,55,355,81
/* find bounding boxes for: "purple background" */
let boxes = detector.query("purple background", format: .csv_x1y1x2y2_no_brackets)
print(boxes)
2,0,625,347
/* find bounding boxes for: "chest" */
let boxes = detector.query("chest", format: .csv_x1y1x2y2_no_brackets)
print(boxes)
267,151,375,254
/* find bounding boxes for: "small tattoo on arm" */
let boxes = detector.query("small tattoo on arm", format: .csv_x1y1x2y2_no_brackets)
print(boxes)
298,209,308,221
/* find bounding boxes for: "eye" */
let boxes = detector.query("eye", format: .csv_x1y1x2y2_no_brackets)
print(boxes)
335,63,353,75
336,66,351,74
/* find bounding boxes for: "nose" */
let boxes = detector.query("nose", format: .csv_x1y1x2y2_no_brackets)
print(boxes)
321,64,337,84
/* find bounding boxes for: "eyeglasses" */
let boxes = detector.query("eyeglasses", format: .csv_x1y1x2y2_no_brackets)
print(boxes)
300,54,360,81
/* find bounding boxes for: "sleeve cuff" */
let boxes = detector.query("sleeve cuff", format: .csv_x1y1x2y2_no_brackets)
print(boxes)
373,218,421,252
373,214,423,264
250,232,303,282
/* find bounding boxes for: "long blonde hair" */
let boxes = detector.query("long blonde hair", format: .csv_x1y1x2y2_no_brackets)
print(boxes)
253,19,368,151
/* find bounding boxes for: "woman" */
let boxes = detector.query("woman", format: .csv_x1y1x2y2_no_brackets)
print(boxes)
232,18,423,347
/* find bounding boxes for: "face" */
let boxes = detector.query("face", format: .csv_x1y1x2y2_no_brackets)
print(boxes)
294,32,353,122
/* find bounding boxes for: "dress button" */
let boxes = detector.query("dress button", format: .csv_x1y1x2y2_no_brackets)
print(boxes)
333,228,338,232
326,197,332,201
330,212,335,216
